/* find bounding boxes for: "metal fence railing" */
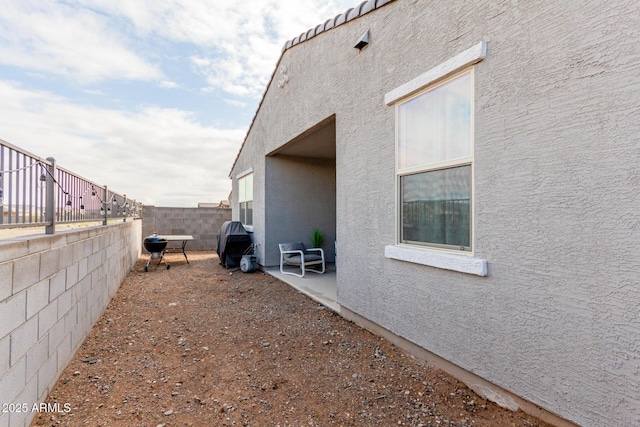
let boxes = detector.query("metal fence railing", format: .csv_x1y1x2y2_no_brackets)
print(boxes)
0,138,141,233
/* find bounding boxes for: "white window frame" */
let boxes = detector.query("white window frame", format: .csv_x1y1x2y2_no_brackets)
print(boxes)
397,69,474,252
237,170,253,227
384,42,488,276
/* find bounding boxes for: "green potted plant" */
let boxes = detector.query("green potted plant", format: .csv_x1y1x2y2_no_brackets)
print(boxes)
310,228,324,248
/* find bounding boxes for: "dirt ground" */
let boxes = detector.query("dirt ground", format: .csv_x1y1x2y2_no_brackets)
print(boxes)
32,251,551,427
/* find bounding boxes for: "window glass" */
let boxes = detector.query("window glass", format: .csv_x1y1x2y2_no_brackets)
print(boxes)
396,70,473,251
238,173,253,226
398,71,472,170
245,201,253,226
401,166,470,248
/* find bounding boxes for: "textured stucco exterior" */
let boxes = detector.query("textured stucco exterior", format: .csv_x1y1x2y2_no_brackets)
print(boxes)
230,1,640,426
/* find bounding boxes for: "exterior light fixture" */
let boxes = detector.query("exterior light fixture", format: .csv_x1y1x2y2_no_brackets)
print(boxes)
79,197,85,215
64,199,72,213
354,30,370,50
91,187,97,200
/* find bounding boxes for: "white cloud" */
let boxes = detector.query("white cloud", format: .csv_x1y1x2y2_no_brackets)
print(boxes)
0,81,244,206
224,99,248,108
0,0,358,206
0,0,356,94
83,89,104,95
0,0,163,84
160,80,180,89
72,0,354,95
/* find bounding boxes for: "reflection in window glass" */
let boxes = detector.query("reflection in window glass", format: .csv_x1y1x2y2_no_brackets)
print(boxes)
396,69,473,251
401,166,471,248
238,173,253,226
398,71,472,169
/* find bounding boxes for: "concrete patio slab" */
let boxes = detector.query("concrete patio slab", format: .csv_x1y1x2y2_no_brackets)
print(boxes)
265,264,338,312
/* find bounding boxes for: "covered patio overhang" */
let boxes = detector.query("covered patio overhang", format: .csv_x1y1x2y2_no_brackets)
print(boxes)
262,115,338,311
263,116,337,267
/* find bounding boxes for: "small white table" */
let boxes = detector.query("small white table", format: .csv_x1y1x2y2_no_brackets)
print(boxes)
158,235,194,264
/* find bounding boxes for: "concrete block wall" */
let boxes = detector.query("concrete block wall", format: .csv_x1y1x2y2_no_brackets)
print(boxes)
0,220,142,427
141,206,231,251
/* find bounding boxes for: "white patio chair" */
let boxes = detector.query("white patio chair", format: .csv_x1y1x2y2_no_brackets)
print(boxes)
279,242,325,278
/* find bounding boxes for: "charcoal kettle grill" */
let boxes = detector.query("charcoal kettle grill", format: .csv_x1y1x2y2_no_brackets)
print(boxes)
144,234,169,272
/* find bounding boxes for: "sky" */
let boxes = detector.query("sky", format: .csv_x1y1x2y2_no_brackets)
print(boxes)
0,0,355,207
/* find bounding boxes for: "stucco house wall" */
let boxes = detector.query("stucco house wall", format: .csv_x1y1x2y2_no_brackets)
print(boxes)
230,1,640,426
264,156,336,266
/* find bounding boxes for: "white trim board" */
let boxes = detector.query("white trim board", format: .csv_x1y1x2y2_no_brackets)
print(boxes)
385,41,487,106
385,245,488,276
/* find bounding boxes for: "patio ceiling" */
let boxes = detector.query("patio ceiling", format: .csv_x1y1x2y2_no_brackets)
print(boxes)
268,116,336,159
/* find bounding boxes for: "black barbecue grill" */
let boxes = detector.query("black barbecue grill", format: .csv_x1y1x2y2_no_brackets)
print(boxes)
144,234,169,271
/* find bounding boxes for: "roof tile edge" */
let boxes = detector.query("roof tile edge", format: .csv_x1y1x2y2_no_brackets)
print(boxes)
280,0,394,52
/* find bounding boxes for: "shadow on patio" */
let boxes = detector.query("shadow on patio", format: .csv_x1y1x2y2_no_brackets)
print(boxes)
265,263,338,312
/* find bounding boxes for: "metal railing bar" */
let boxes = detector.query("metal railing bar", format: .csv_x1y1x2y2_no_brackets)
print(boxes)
1,139,141,234
0,138,53,166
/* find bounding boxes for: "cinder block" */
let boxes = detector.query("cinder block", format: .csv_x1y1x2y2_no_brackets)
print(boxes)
75,298,88,325
56,333,72,372
72,241,83,264
0,334,9,373
63,305,78,337
10,315,38,366
38,301,57,339
49,271,66,301
47,320,65,357
78,258,88,280
0,261,12,301
0,241,28,264
92,237,101,254
49,234,67,249
27,237,51,255
39,248,61,280
65,230,86,244
26,336,48,382
26,280,49,320
87,252,102,273
12,374,38,427
82,239,93,258
66,263,79,289
70,323,87,353
0,357,26,405
57,289,73,319
36,353,56,399
0,292,26,339
59,245,74,270
12,253,40,294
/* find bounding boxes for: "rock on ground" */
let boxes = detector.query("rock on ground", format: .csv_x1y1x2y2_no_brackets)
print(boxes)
32,252,551,427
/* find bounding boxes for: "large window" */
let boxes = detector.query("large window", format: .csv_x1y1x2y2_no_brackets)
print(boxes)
397,69,473,251
238,173,253,226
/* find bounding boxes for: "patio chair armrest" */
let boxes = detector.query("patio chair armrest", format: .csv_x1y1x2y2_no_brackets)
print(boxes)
281,249,305,257
306,248,324,258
